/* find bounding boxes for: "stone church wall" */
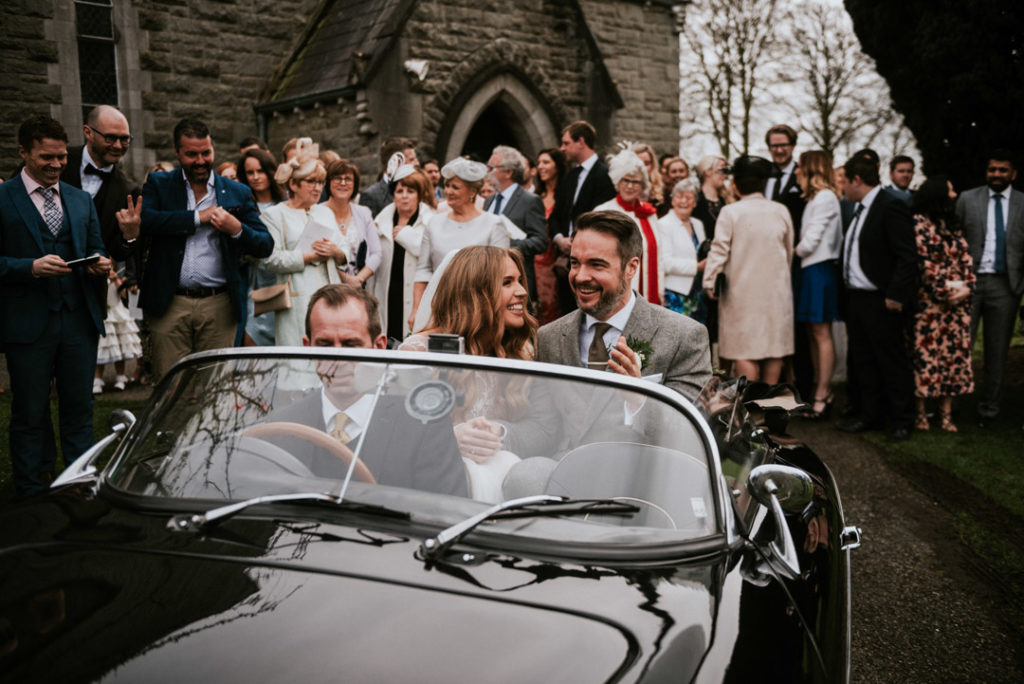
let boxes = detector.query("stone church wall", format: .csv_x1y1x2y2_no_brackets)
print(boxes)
579,0,681,158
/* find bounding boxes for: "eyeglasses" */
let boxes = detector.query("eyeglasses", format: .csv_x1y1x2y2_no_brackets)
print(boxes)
768,143,793,150
620,178,644,187
301,178,326,187
330,176,355,185
87,125,132,146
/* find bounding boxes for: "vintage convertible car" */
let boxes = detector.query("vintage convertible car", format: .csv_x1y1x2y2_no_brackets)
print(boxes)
0,349,860,683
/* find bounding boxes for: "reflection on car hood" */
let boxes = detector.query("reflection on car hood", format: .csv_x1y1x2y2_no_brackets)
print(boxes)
0,511,718,683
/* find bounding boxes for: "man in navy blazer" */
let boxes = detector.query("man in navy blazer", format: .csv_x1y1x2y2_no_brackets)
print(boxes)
140,118,273,382
0,115,111,497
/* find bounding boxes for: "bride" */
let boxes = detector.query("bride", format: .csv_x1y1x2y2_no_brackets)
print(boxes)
399,246,543,501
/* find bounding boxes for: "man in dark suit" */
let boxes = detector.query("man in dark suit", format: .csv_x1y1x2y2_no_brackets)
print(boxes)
549,121,617,314
764,124,813,401
537,210,712,402
139,118,273,382
60,105,140,262
836,156,918,441
0,115,111,497
268,284,467,496
484,145,547,300
956,150,1024,424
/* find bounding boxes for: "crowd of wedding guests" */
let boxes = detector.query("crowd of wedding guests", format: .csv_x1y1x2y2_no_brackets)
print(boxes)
3,106,1021,496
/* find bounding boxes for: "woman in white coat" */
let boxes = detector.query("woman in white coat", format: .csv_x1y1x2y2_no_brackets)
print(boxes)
594,144,664,304
793,150,844,418
660,178,708,323
261,139,346,347
370,166,436,340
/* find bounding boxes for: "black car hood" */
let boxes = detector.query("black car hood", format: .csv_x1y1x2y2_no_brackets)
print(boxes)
0,512,719,683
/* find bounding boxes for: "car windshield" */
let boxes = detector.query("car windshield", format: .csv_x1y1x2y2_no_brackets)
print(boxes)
106,351,719,546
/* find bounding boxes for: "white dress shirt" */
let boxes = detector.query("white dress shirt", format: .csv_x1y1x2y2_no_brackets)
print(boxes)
842,185,881,290
978,186,1012,273
79,146,113,199
766,160,796,199
321,391,374,443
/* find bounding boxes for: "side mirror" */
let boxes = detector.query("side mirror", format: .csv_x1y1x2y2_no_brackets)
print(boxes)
52,410,136,489
745,464,813,579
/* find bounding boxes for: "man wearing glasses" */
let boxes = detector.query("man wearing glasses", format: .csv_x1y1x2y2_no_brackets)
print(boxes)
139,118,273,381
61,105,141,262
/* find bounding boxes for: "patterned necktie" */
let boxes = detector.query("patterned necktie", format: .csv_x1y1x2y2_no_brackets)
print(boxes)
330,414,352,445
38,187,62,236
493,192,504,215
993,194,1006,273
587,322,612,370
843,203,865,285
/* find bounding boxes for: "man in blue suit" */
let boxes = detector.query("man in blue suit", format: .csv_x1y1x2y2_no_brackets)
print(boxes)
140,118,273,381
0,115,111,497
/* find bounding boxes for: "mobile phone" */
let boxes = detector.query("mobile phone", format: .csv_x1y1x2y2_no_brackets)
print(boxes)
426,333,464,355
65,254,100,268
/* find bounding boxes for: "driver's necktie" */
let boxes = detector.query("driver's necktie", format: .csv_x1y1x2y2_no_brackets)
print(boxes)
330,414,352,445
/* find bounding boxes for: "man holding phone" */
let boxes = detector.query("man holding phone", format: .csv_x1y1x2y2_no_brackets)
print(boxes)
0,115,110,497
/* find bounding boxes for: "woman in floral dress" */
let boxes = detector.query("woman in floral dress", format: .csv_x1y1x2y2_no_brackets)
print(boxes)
910,176,975,432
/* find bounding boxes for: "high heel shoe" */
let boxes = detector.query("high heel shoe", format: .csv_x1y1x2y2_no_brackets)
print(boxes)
915,411,930,431
939,410,957,433
804,392,834,420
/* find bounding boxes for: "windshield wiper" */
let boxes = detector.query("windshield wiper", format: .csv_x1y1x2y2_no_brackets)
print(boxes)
167,492,408,534
420,494,640,559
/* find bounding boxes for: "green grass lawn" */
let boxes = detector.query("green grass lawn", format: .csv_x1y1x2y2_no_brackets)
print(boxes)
0,392,151,498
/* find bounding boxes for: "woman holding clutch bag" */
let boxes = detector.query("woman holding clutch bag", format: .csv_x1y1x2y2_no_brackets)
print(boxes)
322,159,382,290
261,138,346,346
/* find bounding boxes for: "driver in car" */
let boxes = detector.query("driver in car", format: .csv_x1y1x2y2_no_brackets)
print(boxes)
265,284,468,496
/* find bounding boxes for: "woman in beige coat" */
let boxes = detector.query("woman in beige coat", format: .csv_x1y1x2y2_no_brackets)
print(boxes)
703,156,794,383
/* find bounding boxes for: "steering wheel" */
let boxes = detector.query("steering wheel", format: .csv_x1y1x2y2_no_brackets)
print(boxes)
242,421,376,484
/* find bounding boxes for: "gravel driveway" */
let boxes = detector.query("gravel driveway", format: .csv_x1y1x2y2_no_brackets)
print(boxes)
791,420,1023,683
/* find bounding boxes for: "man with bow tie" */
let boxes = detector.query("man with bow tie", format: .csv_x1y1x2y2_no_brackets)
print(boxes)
61,105,141,262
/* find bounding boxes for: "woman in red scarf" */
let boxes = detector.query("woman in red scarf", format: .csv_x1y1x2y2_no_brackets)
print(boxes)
594,145,663,305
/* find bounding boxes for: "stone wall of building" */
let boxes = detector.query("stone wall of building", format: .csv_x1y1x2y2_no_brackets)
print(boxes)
405,0,593,145
579,0,681,157
134,0,318,164
1,0,681,181
0,1,64,178
0,0,319,180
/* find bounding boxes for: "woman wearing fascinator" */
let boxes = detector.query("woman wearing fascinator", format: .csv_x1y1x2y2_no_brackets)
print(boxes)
411,157,511,330
369,163,436,340
593,142,664,305
260,138,349,346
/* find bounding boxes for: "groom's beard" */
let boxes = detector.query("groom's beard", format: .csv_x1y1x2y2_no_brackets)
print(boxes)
573,272,630,321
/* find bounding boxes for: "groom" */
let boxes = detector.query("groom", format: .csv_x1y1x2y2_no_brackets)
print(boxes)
537,210,712,401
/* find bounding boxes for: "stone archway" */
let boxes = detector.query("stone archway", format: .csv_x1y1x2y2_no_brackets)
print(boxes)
422,38,572,164
441,72,558,162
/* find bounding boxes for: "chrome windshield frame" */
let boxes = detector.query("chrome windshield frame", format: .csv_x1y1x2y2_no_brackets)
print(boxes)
103,346,730,543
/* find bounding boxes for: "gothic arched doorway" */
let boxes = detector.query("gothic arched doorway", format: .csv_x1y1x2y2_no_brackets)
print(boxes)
439,72,558,163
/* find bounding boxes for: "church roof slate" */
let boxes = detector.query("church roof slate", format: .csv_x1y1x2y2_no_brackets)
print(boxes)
261,0,412,109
